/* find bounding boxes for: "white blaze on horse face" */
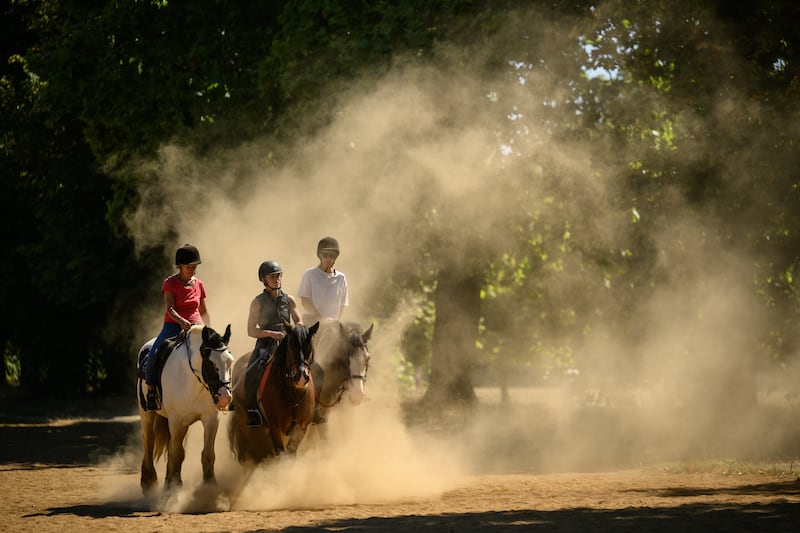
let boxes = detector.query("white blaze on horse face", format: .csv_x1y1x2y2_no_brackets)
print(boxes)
348,352,367,405
210,348,235,409
297,364,311,389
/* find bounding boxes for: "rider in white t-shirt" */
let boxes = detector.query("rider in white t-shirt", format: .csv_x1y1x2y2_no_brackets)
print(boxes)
297,237,348,423
297,236,349,325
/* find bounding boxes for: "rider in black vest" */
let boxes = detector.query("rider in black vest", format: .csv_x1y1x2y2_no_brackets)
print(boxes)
244,260,301,427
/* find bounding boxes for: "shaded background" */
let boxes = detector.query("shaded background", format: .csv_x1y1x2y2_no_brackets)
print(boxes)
2,0,800,476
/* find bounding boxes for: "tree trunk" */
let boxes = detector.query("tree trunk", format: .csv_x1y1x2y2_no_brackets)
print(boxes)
421,269,482,408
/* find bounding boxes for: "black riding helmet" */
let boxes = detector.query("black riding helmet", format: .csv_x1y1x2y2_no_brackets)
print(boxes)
317,236,340,257
175,244,202,266
258,260,282,280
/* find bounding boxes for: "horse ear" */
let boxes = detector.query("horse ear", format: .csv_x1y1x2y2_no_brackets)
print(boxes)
283,319,292,331
222,324,231,344
202,326,211,343
362,324,374,342
309,321,320,336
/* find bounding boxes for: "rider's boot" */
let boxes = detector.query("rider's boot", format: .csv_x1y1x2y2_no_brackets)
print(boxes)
244,355,266,427
145,387,160,411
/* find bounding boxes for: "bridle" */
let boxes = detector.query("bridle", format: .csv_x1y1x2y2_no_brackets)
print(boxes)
318,337,370,408
186,334,232,408
279,326,314,407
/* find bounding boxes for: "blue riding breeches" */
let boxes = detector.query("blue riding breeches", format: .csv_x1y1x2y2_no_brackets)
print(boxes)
145,321,183,387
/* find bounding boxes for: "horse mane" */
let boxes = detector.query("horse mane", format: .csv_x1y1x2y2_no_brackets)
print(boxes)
273,323,313,366
324,321,367,365
342,321,369,343
187,324,204,346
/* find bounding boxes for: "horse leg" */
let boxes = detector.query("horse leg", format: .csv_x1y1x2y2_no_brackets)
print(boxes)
236,413,251,464
165,420,189,489
285,423,309,455
139,410,158,493
315,412,330,442
268,424,286,455
200,414,219,484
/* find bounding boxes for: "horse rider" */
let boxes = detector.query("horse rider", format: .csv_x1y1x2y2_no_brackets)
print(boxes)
297,236,349,409
297,236,349,326
145,244,210,411
243,260,303,427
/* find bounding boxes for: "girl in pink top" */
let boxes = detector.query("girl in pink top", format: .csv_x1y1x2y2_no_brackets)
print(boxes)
144,244,211,410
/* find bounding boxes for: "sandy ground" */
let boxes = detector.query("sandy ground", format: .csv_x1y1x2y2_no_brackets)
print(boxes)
2,390,800,533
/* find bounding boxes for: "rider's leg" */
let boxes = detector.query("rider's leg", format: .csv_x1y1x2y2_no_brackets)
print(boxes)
311,361,326,424
145,322,181,411
244,344,270,427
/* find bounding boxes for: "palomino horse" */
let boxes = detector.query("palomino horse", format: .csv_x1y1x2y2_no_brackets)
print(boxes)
228,322,319,464
136,324,234,493
315,321,374,419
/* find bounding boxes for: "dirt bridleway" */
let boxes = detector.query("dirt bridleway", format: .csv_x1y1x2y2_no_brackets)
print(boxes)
2,410,799,532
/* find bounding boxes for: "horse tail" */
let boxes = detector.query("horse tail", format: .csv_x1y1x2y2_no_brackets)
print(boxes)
152,415,170,462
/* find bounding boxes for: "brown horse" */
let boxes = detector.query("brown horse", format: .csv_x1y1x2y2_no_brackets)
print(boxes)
228,322,319,464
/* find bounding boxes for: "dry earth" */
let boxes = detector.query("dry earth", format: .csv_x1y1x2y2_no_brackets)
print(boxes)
2,393,800,533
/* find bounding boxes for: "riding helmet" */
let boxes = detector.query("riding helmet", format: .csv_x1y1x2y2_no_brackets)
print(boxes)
258,260,282,280
175,244,202,266
317,236,340,257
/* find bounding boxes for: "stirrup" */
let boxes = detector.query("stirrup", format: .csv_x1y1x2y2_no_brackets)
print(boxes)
246,409,263,428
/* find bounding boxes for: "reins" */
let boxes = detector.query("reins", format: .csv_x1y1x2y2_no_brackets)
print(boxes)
185,332,232,407
281,334,313,408
317,342,369,408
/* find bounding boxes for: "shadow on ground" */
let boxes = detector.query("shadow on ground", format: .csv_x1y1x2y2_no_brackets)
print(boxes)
290,502,799,532
0,394,138,468
33,499,800,533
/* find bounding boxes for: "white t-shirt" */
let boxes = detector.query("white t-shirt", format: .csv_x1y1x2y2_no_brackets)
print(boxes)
297,267,349,320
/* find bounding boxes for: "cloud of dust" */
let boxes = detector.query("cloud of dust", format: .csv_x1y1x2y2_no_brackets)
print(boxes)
95,305,466,512
116,3,798,508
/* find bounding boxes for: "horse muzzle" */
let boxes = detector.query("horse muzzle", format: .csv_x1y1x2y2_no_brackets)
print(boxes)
215,387,232,410
291,368,311,390
348,377,366,405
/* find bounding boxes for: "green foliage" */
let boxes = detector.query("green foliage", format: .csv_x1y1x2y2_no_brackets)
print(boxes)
3,344,21,386
4,0,800,401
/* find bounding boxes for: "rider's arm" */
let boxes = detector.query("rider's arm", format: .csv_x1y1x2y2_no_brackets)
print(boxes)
300,296,320,321
198,298,210,327
165,292,191,330
289,295,303,325
247,298,282,340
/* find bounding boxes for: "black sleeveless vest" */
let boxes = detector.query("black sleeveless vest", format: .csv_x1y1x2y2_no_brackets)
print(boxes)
254,289,291,331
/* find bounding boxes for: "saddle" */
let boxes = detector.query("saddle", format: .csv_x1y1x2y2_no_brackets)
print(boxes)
256,357,276,407
236,355,274,408
232,355,274,417
137,330,187,408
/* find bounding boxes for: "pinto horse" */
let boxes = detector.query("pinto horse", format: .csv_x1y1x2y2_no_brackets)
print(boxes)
228,322,319,464
136,324,234,493
315,321,374,417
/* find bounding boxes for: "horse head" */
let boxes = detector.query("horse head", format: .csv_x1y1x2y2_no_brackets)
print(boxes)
200,324,234,410
318,322,373,408
341,322,372,405
281,321,319,391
